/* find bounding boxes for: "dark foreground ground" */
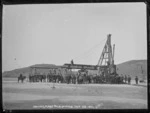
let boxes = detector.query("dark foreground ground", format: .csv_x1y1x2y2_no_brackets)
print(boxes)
2,77,147,110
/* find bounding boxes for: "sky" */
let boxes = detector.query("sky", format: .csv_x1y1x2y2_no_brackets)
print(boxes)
2,3,147,72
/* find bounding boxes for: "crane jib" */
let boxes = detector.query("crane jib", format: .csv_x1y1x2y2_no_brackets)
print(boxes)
62,64,107,70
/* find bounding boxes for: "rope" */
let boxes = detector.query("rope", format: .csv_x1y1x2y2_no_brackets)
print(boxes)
77,47,101,64
73,37,107,63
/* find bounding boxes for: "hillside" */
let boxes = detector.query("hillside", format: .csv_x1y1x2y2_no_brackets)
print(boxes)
116,60,147,80
2,64,56,78
2,60,147,80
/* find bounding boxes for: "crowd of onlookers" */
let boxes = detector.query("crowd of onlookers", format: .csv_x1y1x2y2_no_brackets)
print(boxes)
18,71,139,85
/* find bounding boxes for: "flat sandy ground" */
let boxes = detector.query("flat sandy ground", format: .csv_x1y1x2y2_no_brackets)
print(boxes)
2,78,147,110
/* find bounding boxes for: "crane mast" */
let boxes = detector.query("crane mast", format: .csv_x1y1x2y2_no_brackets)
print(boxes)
97,34,116,78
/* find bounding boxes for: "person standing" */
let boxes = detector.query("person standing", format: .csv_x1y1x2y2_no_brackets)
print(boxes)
135,76,138,84
29,74,31,82
125,75,127,83
121,75,124,83
128,75,131,84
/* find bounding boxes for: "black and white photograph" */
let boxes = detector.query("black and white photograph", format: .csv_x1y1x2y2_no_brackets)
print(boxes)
2,2,147,110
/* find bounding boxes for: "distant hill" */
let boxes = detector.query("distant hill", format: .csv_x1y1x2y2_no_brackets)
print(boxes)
2,64,56,78
2,60,147,80
116,60,147,80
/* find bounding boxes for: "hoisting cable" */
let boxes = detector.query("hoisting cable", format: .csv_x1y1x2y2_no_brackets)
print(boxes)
73,37,107,63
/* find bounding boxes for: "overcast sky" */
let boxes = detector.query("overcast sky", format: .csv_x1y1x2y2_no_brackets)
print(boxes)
2,3,147,72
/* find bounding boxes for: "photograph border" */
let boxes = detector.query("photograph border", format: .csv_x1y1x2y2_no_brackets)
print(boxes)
0,0,149,113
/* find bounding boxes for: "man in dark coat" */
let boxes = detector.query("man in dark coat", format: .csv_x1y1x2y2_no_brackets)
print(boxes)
71,60,74,65
135,76,138,84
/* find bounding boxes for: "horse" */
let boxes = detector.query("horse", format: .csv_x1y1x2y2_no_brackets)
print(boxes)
18,74,26,83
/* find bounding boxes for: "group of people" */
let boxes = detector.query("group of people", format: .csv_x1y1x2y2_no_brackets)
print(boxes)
18,70,139,85
124,75,131,84
119,74,139,85
29,74,47,82
28,69,64,83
